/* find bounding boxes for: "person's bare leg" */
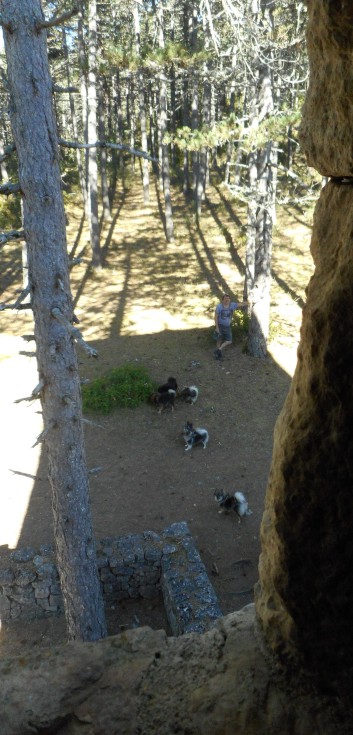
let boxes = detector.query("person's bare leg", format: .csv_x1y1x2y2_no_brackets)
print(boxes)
219,340,231,354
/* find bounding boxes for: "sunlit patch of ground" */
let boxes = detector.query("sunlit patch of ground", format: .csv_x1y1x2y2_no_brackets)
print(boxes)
0,174,315,550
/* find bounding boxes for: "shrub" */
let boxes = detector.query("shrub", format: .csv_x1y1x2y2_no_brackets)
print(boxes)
82,363,156,414
232,310,250,342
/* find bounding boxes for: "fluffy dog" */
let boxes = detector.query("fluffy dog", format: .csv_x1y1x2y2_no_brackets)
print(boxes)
182,421,209,451
150,376,178,413
157,376,178,394
150,389,176,413
214,490,252,521
178,385,198,404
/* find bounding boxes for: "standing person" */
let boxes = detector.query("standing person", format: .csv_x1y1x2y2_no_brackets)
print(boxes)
214,293,249,359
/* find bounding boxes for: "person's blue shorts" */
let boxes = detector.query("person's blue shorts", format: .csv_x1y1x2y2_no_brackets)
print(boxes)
218,325,232,342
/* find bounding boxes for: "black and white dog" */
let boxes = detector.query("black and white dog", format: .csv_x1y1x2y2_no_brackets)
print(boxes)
178,385,199,404
150,376,178,413
157,376,178,394
182,421,209,451
214,490,252,521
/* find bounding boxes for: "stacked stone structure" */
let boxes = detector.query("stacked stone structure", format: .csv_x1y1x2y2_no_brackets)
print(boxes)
2,2,353,732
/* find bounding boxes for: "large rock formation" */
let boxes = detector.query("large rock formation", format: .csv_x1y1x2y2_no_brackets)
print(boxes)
2,1,353,733
256,0,353,709
299,0,353,176
1,608,349,735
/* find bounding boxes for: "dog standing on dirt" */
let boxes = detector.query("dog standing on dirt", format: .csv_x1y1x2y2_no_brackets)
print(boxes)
178,385,198,404
150,376,178,413
214,489,252,522
182,421,209,451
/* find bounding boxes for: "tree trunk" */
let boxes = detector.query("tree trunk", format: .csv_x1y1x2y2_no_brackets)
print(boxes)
98,79,112,222
62,26,87,212
247,142,277,358
87,0,101,267
159,72,174,243
77,3,89,218
0,140,9,181
156,4,174,242
245,60,275,358
133,3,150,204
2,0,107,642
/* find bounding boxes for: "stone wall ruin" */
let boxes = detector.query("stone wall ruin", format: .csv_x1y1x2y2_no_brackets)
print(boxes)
2,2,353,733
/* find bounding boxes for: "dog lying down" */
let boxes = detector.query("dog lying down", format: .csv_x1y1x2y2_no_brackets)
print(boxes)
214,489,252,521
182,421,209,451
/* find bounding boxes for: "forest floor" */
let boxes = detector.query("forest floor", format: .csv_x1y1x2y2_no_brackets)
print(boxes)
0,170,314,654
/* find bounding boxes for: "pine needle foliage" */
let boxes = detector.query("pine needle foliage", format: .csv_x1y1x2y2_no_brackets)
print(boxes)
82,364,156,414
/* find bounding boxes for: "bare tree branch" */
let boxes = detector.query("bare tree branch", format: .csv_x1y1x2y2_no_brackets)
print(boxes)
0,229,25,245
0,182,21,196
22,334,36,342
36,7,78,31
53,84,79,94
0,301,32,311
14,380,45,404
14,285,31,308
51,307,98,358
59,138,158,164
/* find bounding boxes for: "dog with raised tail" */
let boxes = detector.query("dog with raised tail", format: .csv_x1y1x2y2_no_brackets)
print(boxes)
182,421,209,451
150,376,178,413
214,489,252,522
157,376,178,394
178,385,199,404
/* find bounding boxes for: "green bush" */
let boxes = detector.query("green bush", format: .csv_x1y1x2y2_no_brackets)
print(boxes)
0,195,21,229
82,363,156,414
232,310,250,341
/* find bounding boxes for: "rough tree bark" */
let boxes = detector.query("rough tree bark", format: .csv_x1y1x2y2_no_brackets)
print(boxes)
1,0,107,641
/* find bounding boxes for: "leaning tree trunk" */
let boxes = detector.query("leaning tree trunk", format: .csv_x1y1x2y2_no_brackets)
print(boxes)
2,0,107,641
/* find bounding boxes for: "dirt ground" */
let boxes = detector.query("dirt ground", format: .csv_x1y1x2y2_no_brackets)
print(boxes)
0,173,313,654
